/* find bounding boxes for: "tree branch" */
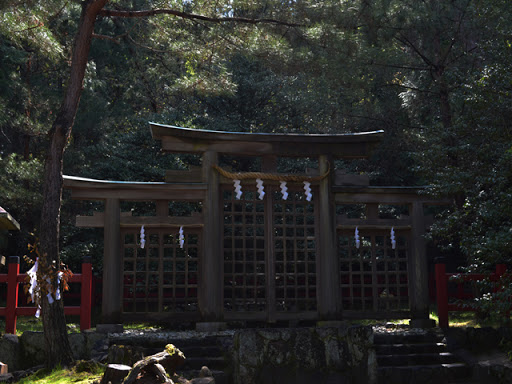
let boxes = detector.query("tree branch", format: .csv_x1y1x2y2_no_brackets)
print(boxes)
445,45,479,67
381,83,438,95
92,33,121,44
370,62,430,71
125,34,170,53
439,0,471,66
98,8,302,27
395,34,435,69
12,2,69,33
13,22,45,33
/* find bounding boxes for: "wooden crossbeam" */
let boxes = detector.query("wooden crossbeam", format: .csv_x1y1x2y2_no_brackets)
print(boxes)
337,217,412,230
75,212,203,228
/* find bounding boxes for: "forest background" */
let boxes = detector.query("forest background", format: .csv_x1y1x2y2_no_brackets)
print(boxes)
1,0,511,292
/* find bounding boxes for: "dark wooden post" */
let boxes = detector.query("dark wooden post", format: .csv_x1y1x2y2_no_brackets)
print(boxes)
102,198,122,323
6,256,20,334
317,155,341,321
409,201,432,328
198,151,224,329
435,263,448,328
365,204,379,312
156,200,168,313
262,156,277,323
80,256,92,331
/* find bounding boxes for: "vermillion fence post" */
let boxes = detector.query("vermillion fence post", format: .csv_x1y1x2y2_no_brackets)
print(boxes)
495,264,509,318
435,263,449,328
6,256,20,334
80,256,92,331
494,264,507,293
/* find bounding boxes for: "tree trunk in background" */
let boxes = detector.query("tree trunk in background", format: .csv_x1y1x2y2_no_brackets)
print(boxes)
438,76,452,131
39,0,108,368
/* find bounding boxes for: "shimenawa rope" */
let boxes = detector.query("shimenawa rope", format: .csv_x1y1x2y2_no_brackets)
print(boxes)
212,164,329,182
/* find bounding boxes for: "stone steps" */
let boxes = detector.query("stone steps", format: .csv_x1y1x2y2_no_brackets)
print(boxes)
378,363,470,384
375,330,471,384
107,331,234,383
174,338,231,384
177,368,229,384
180,356,227,371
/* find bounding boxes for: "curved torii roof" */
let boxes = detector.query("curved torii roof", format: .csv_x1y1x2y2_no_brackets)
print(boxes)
150,123,384,158
0,206,20,231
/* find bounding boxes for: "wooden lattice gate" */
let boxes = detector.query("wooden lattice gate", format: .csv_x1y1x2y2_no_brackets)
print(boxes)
337,229,410,316
222,184,317,321
121,228,201,319
64,125,442,326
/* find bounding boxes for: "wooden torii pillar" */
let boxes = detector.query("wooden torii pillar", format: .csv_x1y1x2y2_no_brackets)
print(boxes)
409,200,433,328
317,155,342,321
198,151,224,330
103,198,122,324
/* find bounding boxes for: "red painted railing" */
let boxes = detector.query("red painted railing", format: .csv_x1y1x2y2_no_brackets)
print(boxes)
435,263,507,328
0,256,92,334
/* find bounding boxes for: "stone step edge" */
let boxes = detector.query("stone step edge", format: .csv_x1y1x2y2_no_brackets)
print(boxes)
144,345,224,356
374,334,444,343
377,352,459,367
181,356,227,370
176,369,227,374
375,342,446,350
108,334,234,346
378,362,468,371
184,357,226,362
175,369,228,379
377,352,455,359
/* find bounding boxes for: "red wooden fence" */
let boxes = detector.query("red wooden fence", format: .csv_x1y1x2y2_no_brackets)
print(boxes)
0,256,92,334
435,263,507,328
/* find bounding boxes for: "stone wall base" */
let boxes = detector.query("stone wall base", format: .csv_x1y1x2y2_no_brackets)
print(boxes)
195,322,227,332
0,331,107,371
232,326,376,384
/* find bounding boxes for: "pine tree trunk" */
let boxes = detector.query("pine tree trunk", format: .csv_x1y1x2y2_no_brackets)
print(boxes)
40,117,74,367
38,0,108,369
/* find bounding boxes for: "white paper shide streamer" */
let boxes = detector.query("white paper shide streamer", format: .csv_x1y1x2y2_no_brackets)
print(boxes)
46,277,54,304
27,258,39,316
26,257,64,318
355,227,360,249
280,181,288,200
303,181,312,201
233,179,242,200
390,227,396,249
140,225,146,249
256,178,265,200
55,272,63,301
179,226,185,249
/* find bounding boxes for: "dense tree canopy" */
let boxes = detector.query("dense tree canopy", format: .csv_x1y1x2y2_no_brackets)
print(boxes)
0,0,511,366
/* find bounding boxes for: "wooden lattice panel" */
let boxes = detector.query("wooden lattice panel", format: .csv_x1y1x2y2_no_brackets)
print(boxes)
122,229,199,314
222,184,317,315
272,190,317,312
338,230,409,312
223,188,266,312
